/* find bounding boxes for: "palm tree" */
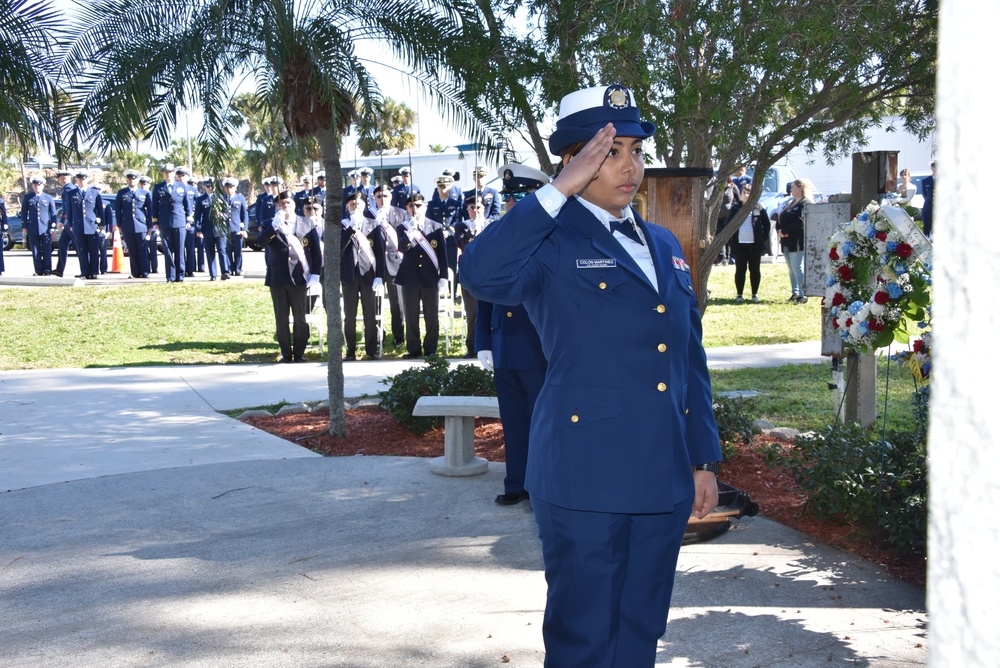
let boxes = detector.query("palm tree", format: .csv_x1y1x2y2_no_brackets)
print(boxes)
0,0,61,153
61,0,497,436
356,97,417,155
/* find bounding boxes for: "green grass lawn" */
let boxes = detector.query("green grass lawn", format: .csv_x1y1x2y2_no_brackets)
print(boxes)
1,264,922,434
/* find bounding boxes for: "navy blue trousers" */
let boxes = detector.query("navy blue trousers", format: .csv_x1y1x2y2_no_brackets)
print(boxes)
494,367,545,495
532,497,692,668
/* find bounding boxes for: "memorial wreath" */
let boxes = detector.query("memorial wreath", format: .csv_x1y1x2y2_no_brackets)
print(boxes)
824,201,931,355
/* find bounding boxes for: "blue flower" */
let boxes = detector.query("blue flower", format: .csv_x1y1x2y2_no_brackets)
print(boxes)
886,241,898,252
858,321,870,335
866,226,877,238
826,276,836,287
894,261,908,274
917,320,927,329
848,301,864,315
859,212,869,222
842,241,857,256
887,283,904,299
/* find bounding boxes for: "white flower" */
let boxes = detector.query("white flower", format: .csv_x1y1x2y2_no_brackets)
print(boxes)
869,302,886,316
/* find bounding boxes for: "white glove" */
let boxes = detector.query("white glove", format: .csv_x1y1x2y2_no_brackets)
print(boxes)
438,278,448,292
372,277,383,292
478,350,494,372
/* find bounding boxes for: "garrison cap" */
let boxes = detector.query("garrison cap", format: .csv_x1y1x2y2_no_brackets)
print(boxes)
548,84,655,155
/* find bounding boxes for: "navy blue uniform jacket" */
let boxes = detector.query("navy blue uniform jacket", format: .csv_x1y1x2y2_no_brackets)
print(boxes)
460,194,722,514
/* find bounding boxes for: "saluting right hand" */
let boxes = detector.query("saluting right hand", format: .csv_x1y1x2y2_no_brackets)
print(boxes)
551,122,617,200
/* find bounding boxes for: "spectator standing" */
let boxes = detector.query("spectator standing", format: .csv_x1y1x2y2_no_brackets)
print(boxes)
896,168,917,204
715,175,740,265
730,183,770,303
775,178,815,304
474,162,550,506
921,161,935,237
0,197,7,275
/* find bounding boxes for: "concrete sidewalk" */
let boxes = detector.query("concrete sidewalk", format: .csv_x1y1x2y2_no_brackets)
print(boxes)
0,352,927,667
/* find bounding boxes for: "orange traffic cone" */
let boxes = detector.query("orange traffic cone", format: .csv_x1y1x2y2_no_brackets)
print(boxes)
110,227,126,273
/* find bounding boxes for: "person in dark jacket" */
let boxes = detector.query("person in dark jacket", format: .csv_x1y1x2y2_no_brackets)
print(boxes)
775,178,815,303
729,183,770,303
263,190,323,362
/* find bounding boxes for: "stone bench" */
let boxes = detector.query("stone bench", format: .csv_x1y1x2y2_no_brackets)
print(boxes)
412,396,500,477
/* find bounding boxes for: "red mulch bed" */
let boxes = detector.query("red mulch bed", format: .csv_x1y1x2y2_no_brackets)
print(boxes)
241,407,925,588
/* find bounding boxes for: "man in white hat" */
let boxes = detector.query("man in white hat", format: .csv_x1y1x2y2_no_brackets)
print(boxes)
461,84,721,667
463,165,500,225
22,176,58,275
294,175,314,217
53,169,76,277
391,166,419,210
115,169,152,278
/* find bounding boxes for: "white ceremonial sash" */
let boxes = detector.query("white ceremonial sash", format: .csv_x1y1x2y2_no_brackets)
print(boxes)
409,227,439,273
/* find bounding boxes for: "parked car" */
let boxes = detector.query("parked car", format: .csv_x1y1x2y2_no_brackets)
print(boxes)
3,213,23,251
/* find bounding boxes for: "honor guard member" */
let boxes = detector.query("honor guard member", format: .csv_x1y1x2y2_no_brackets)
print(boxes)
221,177,248,275
150,164,175,274
474,162,550,506
194,179,230,280
372,184,405,347
341,192,385,360
455,195,488,357
441,168,463,202
23,176,58,275
138,175,158,274
63,172,89,278
294,175,313,216
263,190,323,363
53,169,77,277
157,165,193,282
357,167,376,208
463,165,501,224
185,174,205,272
342,169,359,217
68,171,103,279
115,169,152,278
177,167,199,276
395,192,448,358
460,85,722,667
426,173,464,287
390,166,420,210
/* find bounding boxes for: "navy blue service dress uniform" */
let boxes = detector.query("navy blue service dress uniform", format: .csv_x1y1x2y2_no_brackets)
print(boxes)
23,181,58,275
194,184,229,279
115,174,152,278
460,85,723,668
55,176,79,276
224,182,249,275
78,185,104,279
157,177,192,282
0,198,7,275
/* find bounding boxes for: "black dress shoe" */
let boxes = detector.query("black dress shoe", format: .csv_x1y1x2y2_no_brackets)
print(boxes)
293,356,305,363
210,276,217,281
343,354,357,361
52,270,63,277
278,356,291,363
402,353,421,359
185,272,194,277
221,273,230,280
495,492,530,506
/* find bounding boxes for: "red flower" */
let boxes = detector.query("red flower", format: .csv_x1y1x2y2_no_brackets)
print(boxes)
838,265,854,281
868,317,885,332
875,231,887,241
896,243,913,258
874,291,890,305
832,317,840,328
913,340,926,354
845,318,854,328
831,292,847,306
829,248,839,260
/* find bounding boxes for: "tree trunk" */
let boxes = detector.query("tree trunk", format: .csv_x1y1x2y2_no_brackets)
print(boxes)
316,128,346,437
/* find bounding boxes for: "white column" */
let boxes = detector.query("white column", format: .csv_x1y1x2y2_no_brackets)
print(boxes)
929,1,1000,665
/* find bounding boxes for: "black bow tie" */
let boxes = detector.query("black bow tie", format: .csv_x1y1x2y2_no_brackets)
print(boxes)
610,217,643,245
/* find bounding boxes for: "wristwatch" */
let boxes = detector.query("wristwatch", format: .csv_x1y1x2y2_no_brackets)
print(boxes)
692,462,721,475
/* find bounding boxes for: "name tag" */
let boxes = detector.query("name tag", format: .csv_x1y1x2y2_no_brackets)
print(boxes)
577,258,617,269
672,256,690,273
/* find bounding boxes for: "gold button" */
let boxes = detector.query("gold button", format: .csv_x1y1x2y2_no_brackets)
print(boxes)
684,408,689,415
507,311,513,318
571,414,579,423
656,304,666,313
657,382,667,392
687,285,693,291
599,282,607,290
657,343,667,352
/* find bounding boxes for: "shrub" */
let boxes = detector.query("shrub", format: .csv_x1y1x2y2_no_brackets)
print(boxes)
785,406,927,556
713,394,758,460
379,355,496,434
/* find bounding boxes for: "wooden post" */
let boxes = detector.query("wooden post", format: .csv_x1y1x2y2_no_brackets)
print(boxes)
636,168,714,301
844,151,899,427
